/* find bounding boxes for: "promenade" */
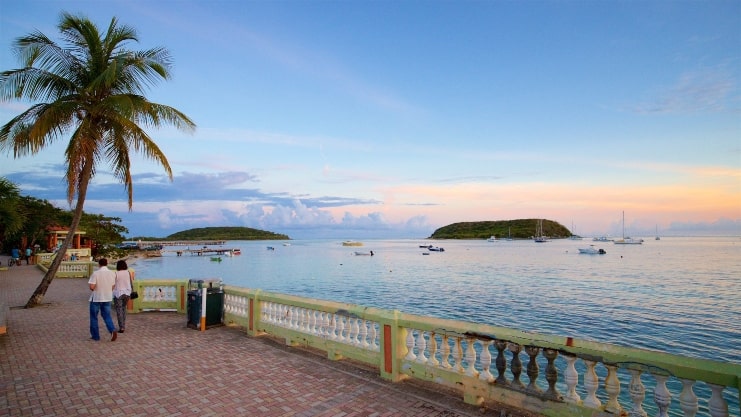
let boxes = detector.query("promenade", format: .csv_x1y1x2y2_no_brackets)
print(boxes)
0,258,536,417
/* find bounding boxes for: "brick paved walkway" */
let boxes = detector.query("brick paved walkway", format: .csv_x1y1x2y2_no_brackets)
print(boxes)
0,257,536,417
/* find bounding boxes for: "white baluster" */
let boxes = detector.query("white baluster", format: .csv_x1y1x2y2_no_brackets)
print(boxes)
310,311,318,335
267,302,274,323
293,307,300,330
416,330,428,364
604,364,621,414
679,378,698,417
628,369,647,417
405,329,416,361
294,307,301,329
653,374,671,417
440,335,452,368
321,312,330,337
464,338,479,377
336,316,345,342
563,355,580,404
428,333,439,366
583,360,601,409
288,306,296,329
359,320,369,348
478,340,493,382
263,302,271,323
708,384,729,417
508,343,524,389
300,308,309,332
351,318,360,345
278,304,286,326
261,302,269,322
524,346,542,394
369,323,378,350
452,336,464,373
328,314,338,340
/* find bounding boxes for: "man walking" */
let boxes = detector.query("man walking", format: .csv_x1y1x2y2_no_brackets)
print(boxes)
88,258,118,341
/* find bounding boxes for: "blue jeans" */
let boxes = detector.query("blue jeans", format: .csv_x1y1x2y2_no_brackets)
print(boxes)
89,301,115,340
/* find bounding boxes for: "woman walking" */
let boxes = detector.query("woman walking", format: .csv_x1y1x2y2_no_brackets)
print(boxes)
113,260,134,333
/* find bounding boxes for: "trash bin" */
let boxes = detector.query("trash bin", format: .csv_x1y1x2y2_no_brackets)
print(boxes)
186,279,224,330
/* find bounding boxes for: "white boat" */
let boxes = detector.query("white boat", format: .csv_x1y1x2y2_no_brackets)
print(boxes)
593,236,612,242
614,211,643,245
353,251,374,256
487,236,498,242
428,246,445,252
578,245,606,255
614,237,644,245
533,219,548,242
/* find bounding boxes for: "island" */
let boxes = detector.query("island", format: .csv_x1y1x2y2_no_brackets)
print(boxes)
429,219,571,240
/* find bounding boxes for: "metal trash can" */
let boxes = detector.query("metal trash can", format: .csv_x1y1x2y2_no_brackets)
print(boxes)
186,279,224,330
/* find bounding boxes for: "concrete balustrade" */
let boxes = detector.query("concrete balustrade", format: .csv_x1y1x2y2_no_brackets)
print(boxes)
17,262,741,416
119,279,741,417
22,258,741,416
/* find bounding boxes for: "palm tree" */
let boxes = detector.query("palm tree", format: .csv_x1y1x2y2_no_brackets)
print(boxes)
0,12,195,308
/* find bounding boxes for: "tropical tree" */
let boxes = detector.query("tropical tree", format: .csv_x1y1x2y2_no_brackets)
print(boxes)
0,12,195,308
15,195,67,250
0,177,24,253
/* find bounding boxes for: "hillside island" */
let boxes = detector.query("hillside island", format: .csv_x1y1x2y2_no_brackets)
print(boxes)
429,219,571,240
132,226,290,242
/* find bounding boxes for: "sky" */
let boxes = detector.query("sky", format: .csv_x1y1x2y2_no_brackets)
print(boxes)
1,1,739,239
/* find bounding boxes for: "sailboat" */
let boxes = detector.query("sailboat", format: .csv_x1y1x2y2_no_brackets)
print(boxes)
614,211,643,245
655,225,661,240
533,219,548,242
505,227,513,241
569,221,582,240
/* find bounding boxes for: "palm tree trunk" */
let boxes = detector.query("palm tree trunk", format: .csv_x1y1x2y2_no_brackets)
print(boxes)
25,160,94,308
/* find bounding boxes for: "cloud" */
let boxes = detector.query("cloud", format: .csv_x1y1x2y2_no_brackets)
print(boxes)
668,218,741,234
632,68,739,114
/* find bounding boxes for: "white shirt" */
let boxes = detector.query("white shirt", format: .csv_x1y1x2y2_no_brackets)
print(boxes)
88,266,116,302
113,270,133,298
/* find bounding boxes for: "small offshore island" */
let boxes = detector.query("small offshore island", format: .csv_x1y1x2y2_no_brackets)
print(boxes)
429,219,571,240
132,226,290,242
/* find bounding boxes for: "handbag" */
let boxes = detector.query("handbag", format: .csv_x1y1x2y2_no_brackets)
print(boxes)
128,271,139,300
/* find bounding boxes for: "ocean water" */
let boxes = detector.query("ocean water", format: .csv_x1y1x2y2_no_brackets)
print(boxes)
132,236,741,365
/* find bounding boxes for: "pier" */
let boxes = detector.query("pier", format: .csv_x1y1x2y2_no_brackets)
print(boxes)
165,247,238,256
137,240,225,247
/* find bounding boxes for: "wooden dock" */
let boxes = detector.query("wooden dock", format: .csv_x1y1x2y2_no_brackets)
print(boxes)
141,240,226,247
166,248,239,256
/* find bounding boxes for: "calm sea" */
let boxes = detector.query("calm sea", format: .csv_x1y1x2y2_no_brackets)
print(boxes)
132,236,740,365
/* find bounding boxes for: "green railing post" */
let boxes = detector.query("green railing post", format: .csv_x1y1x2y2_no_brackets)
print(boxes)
378,309,406,382
249,289,263,337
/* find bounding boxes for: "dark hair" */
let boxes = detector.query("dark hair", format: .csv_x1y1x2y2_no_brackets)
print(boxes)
98,258,108,267
116,260,128,271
